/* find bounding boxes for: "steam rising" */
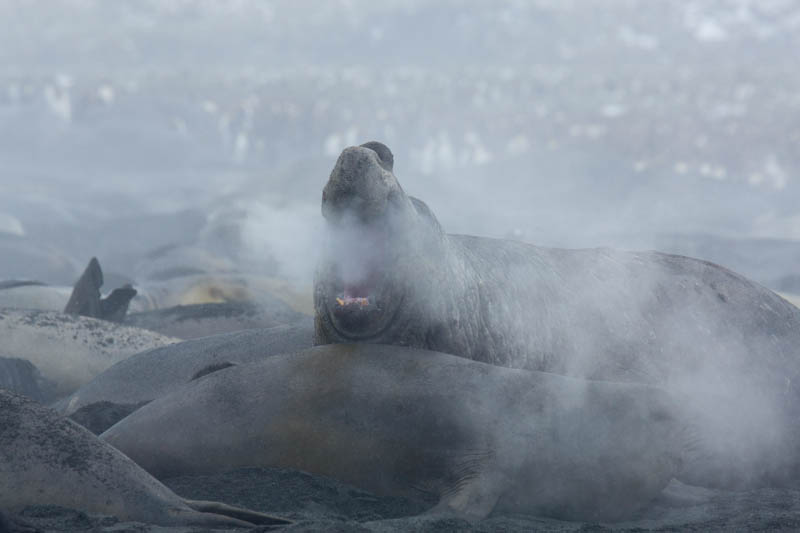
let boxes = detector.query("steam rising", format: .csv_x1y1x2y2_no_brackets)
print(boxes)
323,215,385,288
1,0,799,521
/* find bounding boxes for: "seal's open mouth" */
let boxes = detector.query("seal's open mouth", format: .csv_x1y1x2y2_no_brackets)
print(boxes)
335,270,380,309
315,142,413,342
325,266,397,339
318,223,405,341
336,296,370,307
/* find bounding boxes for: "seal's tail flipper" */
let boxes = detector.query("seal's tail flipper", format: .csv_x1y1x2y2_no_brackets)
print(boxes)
64,257,103,318
64,258,137,323
100,284,137,323
183,499,292,529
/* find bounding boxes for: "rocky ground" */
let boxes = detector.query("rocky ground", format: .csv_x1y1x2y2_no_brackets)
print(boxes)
6,468,800,532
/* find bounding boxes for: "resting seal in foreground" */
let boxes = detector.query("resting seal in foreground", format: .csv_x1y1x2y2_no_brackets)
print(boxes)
314,142,800,488
0,390,289,528
102,344,686,521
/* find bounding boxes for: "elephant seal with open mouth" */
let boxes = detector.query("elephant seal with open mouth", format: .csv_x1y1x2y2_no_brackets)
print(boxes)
314,142,800,489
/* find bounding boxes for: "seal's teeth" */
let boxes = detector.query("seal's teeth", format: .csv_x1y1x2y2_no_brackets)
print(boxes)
336,296,370,307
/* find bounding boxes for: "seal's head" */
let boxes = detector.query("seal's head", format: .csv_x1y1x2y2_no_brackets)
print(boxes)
314,142,444,343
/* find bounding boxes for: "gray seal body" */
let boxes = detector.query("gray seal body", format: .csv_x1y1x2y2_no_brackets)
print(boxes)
102,344,686,522
0,308,177,398
314,142,800,488
0,389,288,528
56,323,314,433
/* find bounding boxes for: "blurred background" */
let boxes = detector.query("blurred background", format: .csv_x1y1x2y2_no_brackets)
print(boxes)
1,0,798,301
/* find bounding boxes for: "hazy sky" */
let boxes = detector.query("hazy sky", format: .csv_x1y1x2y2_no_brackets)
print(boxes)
0,0,798,287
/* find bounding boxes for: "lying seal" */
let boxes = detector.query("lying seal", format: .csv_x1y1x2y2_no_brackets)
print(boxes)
0,308,177,398
0,281,72,311
0,258,135,317
0,357,54,402
123,299,308,339
56,323,314,432
0,237,78,285
132,273,313,315
102,344,686,522
314,142,800,488
0,389,290,528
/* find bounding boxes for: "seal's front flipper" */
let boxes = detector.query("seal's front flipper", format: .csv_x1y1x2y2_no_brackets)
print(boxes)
425,453,505,520
64,257,103,318
183,499,292,528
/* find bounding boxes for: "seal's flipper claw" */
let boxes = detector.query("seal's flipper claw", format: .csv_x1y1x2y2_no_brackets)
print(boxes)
183,499,292,528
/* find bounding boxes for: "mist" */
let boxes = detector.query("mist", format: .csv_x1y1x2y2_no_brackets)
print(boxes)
2,2,800,527
0,0,797,299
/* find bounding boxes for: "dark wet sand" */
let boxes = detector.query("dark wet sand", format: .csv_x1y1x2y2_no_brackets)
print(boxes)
9,467,800,532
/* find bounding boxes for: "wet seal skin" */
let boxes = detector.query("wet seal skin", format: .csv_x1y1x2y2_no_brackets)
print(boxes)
55,323,314,431
0,389,291,529
102,343,688,522
314,142,800,489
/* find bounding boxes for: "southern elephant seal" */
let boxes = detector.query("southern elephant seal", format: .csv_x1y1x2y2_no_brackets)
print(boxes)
0,257,134,316
314,142,800,489
0,357,53,402
123,299,309,340
0,308,177,398
0,390,289,528
56,323,314,432
131,273,313,315
0,237,78,285
0,281,72,312
102,344,687,522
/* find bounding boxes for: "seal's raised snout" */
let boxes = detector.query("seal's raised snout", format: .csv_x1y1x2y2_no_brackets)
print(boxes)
322,142,401,223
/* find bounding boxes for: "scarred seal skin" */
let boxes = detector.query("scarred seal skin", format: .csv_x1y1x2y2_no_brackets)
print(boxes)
314,142,800,489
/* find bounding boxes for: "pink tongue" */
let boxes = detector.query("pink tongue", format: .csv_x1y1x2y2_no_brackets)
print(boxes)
344,268,381,297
